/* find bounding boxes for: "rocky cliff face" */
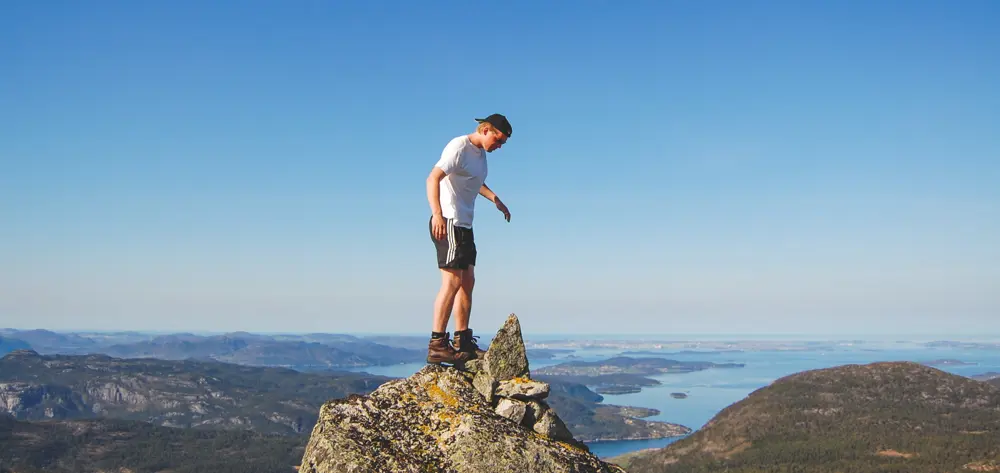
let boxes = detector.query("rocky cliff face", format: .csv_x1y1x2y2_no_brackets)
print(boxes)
0,349,389,434
0,382,89,419
298,314,627,473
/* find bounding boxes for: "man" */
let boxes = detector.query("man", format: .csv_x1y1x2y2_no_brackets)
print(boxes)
425,113,513,365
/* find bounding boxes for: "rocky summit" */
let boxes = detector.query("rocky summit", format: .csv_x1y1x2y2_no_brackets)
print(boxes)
298,314,626,473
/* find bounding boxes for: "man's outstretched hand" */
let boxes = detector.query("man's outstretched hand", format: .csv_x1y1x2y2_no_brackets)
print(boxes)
495,198,511,222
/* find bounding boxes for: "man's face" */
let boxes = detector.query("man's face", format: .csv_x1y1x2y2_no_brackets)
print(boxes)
485,128,508,152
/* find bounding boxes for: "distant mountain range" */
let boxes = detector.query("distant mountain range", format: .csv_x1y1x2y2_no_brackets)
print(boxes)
0,336,31,356
614,361,1000,473
0,328,424,369
100,333,422,368
0,329,101,352
922,341,1000,350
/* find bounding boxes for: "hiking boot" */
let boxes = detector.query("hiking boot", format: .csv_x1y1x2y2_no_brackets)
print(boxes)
427,333,472,366
453,328,487,359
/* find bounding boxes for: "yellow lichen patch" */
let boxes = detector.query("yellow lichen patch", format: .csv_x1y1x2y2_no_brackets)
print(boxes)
435,410,461,427
423,380,459,408
557,440,586,452
509,376,532,384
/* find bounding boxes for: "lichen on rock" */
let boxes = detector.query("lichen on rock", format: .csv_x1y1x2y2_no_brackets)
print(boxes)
298,313,625,473
482,315,531,382
496,378,550,400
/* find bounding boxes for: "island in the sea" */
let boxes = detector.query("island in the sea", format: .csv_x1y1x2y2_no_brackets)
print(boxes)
536,356,745,377
536,372,661,396
972,371,1000,381
534,356,743,395
922,359,978,367
670,392,688,399
597,386,642,395
621,349,744,356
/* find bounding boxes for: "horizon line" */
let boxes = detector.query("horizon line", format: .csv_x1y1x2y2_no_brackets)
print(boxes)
4,327,1000,341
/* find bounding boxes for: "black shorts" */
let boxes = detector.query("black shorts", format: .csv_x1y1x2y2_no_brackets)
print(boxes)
429,217,477,269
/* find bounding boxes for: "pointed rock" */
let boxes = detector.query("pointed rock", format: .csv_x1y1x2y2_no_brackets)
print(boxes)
534,408,574,443
482,314,530,382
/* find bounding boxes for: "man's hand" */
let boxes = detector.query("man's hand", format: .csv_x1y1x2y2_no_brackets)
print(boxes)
431,214,447,240
494,198,511,222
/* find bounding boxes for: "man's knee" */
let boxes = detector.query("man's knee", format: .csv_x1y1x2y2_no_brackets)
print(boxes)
461,265,475,292
440,269,464,292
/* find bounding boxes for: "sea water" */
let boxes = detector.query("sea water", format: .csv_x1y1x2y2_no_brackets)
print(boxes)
346,340,1000,460
586,343,1000,458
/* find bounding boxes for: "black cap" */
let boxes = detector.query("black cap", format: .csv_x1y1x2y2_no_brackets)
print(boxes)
475,113,512,137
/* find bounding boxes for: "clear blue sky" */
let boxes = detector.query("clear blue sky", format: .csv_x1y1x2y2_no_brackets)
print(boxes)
2,0,997,336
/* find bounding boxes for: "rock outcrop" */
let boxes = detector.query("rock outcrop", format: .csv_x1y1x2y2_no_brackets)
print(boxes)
0,348,390,434
617,361,1000,473
298,314,626,473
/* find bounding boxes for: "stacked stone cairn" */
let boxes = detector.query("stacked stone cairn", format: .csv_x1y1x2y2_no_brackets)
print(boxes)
462,315,575,443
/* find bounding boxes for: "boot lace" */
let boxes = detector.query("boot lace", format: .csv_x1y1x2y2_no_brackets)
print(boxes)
457,334,481,350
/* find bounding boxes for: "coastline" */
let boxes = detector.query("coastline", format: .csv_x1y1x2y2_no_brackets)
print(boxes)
584,432,690,442
576,418,692,443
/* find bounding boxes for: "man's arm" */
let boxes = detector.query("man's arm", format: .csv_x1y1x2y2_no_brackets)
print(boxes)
427,167,449,239
479,183,498,203
427,167,446,216
430,141,462,217
480,183,511,222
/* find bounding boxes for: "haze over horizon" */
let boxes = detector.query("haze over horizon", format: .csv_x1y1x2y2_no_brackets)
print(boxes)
3,1,998,335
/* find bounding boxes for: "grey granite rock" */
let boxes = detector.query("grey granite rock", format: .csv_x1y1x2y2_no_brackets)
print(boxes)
298,314,623,473
482,314,530,382
497,378,550,400
472,371,498,404
525,399,549,426
495,398,528,425
534,408,575,443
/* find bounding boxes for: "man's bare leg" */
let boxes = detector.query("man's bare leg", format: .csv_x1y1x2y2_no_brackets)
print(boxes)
454,264,475,332
451,265,485,357
427,267,472,365
433,268,463,333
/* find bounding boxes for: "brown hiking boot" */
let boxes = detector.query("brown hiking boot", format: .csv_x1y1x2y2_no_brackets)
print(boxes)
427,333,472,365
453,329,487,359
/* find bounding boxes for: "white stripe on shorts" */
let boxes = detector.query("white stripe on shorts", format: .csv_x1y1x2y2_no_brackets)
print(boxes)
446,218,456,264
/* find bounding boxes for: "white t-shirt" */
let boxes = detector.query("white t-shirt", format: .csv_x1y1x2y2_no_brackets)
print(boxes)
434,135,488,229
